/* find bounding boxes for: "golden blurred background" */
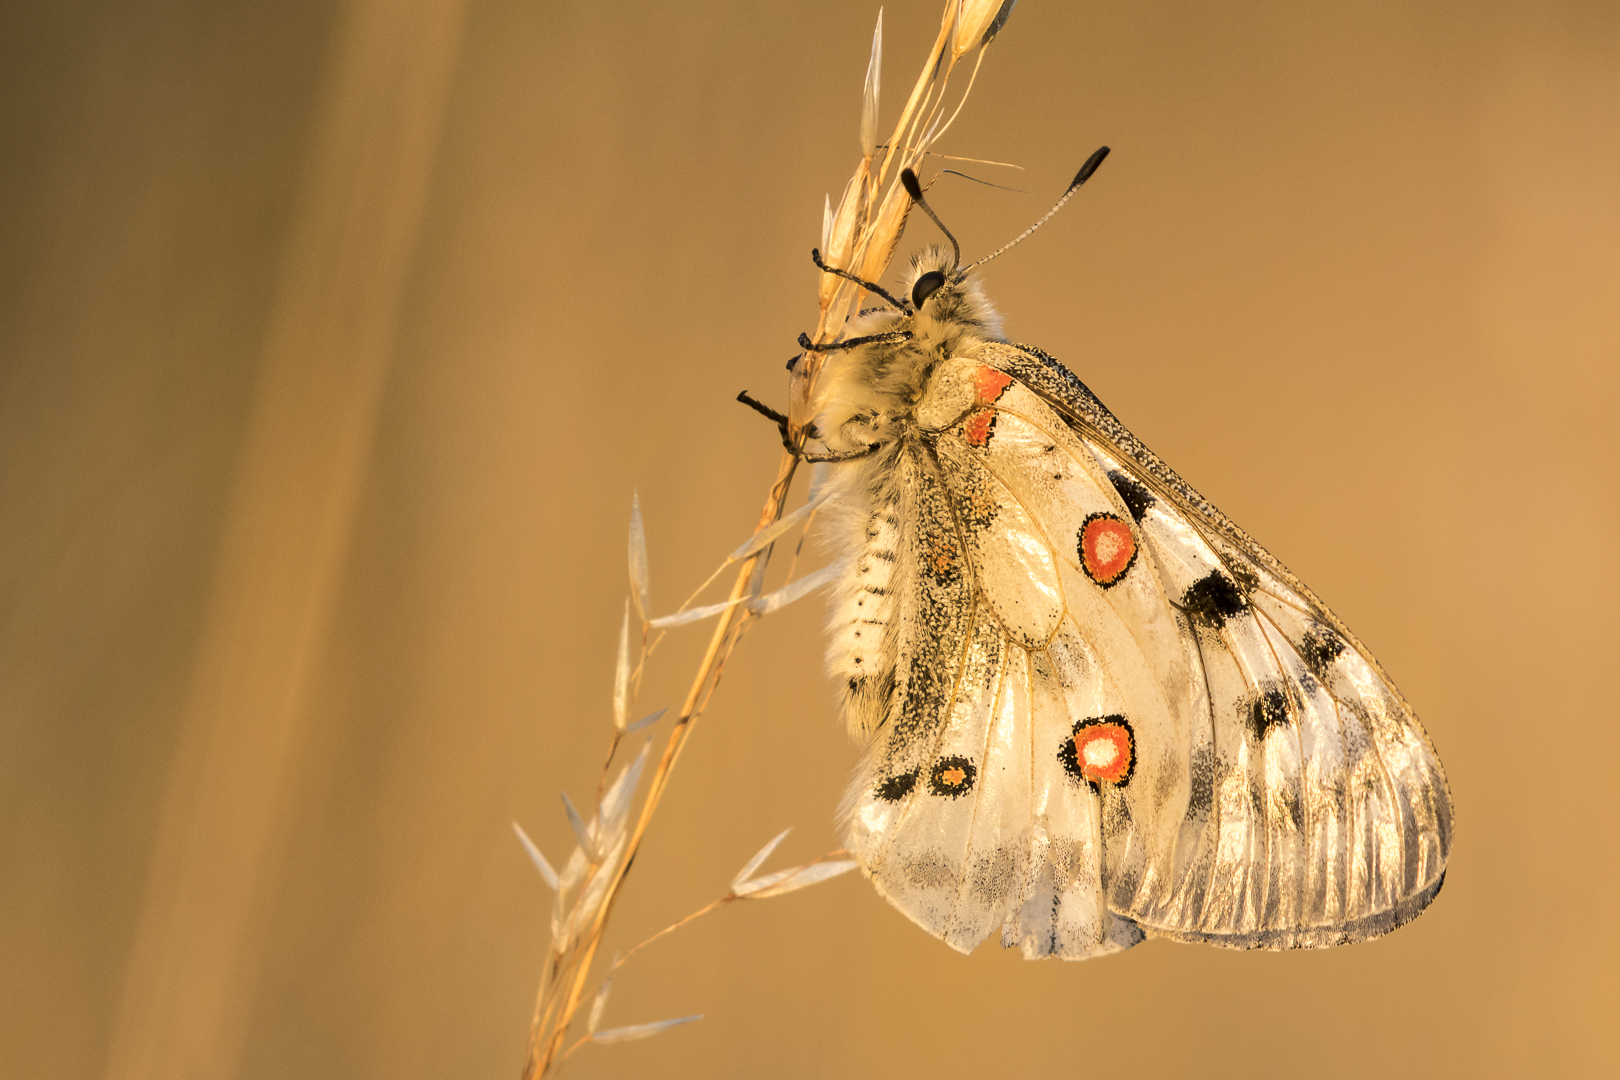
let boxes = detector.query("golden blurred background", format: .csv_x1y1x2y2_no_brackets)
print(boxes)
2,1,1616,1077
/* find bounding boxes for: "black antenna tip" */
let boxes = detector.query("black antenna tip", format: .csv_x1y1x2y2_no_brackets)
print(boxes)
1071,146,1111,190
900,169,924,202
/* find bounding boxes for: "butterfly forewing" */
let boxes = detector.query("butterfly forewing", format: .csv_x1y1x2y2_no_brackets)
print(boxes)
827,325,1451,958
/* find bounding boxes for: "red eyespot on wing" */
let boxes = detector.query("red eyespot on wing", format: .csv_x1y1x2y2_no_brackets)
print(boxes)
963,408,996,447
1075,723,1133,784
974,366,1013,404
1057,717,1136,788
1079,512,1137,586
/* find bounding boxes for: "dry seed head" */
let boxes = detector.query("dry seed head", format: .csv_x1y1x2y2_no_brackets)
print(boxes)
648,597,742,629
859,10,883,156
737,858,859,900
627,493,650,627
748,559,844,617
599,739,651,841
731,488,834,562
558,845,586,893
623,707,666,734
576,832,627,922
587,977,613,1036
855,182,915,287
591,1015,702,1045
612,600,630,730
560,789,598,860
953,0,1017,59
732,827,792,889
818,167,871,308
512,821,560,892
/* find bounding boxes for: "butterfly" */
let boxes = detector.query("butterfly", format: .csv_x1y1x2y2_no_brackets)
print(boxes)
798,152,1453,959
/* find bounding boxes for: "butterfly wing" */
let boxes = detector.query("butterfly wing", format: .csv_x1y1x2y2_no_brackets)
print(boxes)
842,344,1453,957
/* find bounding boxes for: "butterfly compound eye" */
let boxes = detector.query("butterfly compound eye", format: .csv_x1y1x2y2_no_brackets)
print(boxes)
911,270,947,308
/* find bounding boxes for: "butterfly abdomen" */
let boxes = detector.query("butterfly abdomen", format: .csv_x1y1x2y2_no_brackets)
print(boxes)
825,456,906,740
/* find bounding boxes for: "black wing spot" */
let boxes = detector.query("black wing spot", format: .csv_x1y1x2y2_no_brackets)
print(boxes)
1182,570,1247,629
1107,470,1156,523
875,767,920,801
1186,747,1217,818
927,755,977,797
1283,786,1305,830
1248,686,1292,739
1300,624,1346,675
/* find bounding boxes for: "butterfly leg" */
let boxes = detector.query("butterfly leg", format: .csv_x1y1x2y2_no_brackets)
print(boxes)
734,392,884,463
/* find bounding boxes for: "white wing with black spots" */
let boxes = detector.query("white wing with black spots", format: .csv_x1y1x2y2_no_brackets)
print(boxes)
813,249,1451,959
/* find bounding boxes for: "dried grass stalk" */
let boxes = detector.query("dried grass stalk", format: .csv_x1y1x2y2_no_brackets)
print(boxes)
517,3,1016,1074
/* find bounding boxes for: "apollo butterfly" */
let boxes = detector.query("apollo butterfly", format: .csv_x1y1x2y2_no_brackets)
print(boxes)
799,155,1453,959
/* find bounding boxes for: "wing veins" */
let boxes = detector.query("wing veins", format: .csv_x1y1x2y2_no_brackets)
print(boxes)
867,599,983,871
1250,602,1311,781
1251,610,1312,929
973,402,1138,574
1215,612,1282,932
947,417,1191,712
1251,582,1317,619
986,394,1348,936
1248,598,1351,728
942,631,1017,939
992,352,1390,685
865,445,985,872
1031,639,1102,951
1254,595,1430,923
991,340,1430,741
1186,619,1224,931
934,424,1069,630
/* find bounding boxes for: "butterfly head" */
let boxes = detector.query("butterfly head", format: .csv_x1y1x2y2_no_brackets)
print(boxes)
900,246,1002,357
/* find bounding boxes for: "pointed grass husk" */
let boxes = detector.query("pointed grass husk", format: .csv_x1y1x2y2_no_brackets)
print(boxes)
612,600,631,731
733,856,859,899
628,493,650,627
558,790,599,861
623,707,667,734
590,1014,703,1046
512,822,560,892
732,827,792,888
585,976,611,1037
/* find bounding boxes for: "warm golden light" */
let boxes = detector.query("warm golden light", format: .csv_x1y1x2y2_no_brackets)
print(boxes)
0,2,1615,1079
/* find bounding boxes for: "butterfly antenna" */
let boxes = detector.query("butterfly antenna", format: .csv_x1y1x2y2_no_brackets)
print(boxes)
900,168,961,270
810,248,909,311
960,145,1110,275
